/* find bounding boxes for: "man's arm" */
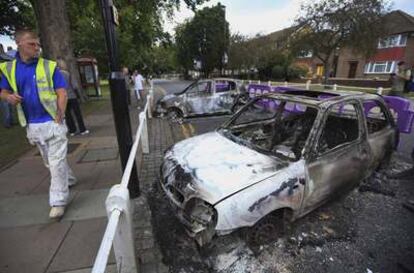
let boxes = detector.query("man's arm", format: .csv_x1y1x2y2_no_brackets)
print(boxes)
55,88,67,124
0,89,22,105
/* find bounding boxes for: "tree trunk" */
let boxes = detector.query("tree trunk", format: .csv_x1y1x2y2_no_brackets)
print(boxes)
31,0,86,101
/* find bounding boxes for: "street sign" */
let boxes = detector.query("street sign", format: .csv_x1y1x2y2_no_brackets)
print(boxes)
112,5,119,26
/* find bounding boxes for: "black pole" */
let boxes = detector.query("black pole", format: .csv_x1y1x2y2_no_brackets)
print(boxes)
98,0,140,197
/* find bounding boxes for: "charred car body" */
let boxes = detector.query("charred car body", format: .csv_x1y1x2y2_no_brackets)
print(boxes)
155,78,247,120
160,89,401,246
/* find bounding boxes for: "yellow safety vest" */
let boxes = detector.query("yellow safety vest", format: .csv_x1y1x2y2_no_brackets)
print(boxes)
0,57,57,127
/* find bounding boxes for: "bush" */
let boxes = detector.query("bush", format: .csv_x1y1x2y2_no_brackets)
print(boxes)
288,64,308,79
271,65,286,80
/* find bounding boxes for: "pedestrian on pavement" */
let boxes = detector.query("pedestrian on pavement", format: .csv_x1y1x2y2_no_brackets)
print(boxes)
0,29,77,219
133,69,145,108
391,61,411,96
57,59,89,136
6,46,17,58
122,66,133,105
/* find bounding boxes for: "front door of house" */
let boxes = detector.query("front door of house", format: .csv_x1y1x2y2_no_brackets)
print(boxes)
348,61,358,78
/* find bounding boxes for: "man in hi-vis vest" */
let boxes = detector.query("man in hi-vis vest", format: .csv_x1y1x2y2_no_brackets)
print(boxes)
0,30,77,219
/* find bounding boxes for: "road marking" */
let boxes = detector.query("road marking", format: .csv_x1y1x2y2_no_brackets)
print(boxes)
155,85,167,96
180,123,196,138
189,123,196,135
180,124,190,138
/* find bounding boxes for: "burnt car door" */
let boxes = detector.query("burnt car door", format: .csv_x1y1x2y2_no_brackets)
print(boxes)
362,98,396,171
184,80,214,115
301,100,371,215
211,80,238,113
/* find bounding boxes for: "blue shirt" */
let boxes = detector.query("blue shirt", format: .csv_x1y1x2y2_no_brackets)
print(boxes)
0,53,66,123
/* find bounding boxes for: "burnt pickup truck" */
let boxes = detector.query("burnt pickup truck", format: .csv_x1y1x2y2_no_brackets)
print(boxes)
155,78,248,121
160,88,410,246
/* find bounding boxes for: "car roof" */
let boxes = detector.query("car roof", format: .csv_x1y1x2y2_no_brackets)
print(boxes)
260,89,382,108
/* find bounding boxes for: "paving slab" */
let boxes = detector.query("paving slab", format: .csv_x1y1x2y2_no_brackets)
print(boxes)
0,193,65,228
0,159,49,198
54,264,117,273
0,222,72,273
0,189,108,228
46,218,114,273
63,189,109,221
79,148,119,163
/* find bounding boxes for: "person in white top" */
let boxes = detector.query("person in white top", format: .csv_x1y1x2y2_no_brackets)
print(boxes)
133,70,144,107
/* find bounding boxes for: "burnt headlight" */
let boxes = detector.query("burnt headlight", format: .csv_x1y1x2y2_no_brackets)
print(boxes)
184,198,217,227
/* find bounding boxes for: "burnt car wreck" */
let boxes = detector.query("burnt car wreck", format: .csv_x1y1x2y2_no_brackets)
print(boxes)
155,78,248,121
160,90,400,246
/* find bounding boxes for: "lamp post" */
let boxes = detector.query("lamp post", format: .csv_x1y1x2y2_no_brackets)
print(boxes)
98,0,140,197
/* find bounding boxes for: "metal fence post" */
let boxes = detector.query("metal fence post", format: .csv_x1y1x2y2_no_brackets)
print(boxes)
105,185,137,273
139,112,149,154
377,87,383,95
147,94,152,119
306,80,311,90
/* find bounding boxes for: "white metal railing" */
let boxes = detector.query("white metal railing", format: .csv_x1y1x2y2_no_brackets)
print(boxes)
246,79,390,94
92,82,154,273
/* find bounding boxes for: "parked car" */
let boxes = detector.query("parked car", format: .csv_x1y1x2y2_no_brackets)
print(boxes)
159,90,399,246
155,78,248,121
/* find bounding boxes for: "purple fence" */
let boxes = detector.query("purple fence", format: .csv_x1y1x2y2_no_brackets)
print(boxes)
247,83,414,134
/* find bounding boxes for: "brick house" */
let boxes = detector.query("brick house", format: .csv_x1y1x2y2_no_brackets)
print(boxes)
334,10,414,80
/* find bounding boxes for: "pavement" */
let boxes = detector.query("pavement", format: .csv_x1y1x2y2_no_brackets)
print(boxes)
0,85,177,273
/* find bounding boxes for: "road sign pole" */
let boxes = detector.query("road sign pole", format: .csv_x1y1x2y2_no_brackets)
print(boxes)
99,0,140,197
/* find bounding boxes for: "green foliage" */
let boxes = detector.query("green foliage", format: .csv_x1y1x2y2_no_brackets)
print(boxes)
0,0,35,36
288,64,308,79
175,3,229,77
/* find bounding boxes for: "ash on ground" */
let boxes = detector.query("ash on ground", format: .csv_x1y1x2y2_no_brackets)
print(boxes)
147,156,414,273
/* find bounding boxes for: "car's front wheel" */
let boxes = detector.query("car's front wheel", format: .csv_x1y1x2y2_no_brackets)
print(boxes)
167,108,184,124
242,210,286,251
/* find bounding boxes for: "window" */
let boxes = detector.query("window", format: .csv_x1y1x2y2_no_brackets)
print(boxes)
378,34,408,48
317,103,359,154
364,61,395,74
362,100,390,134
298,50,313,58
186,82,212,96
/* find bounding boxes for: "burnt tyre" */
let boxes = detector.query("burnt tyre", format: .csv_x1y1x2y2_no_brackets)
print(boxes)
243,210,286,250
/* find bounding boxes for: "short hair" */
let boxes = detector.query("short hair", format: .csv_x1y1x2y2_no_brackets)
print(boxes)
15,29,38,42
397,61,405,66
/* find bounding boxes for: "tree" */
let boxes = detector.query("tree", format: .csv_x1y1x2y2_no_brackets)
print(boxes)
291,0,390,83
0,0,35,35
1,0,208,80
30,0,83,97
227,33,249,75
175,3,229,77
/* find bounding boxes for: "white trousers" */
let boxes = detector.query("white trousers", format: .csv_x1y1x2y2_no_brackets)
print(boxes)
26,121,76,207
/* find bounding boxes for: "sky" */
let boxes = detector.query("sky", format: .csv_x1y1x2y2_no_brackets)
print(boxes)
1,0,414,50
164,0,414,37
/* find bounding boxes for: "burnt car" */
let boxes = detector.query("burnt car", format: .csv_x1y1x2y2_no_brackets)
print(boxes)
160,90,399,245
155,78,248,120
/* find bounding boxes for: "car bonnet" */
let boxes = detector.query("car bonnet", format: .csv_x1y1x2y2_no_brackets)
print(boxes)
163,132,288,204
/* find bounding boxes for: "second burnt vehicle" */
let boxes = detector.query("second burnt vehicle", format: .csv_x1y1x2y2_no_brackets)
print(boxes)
155,78,248,120
160,90,400,246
